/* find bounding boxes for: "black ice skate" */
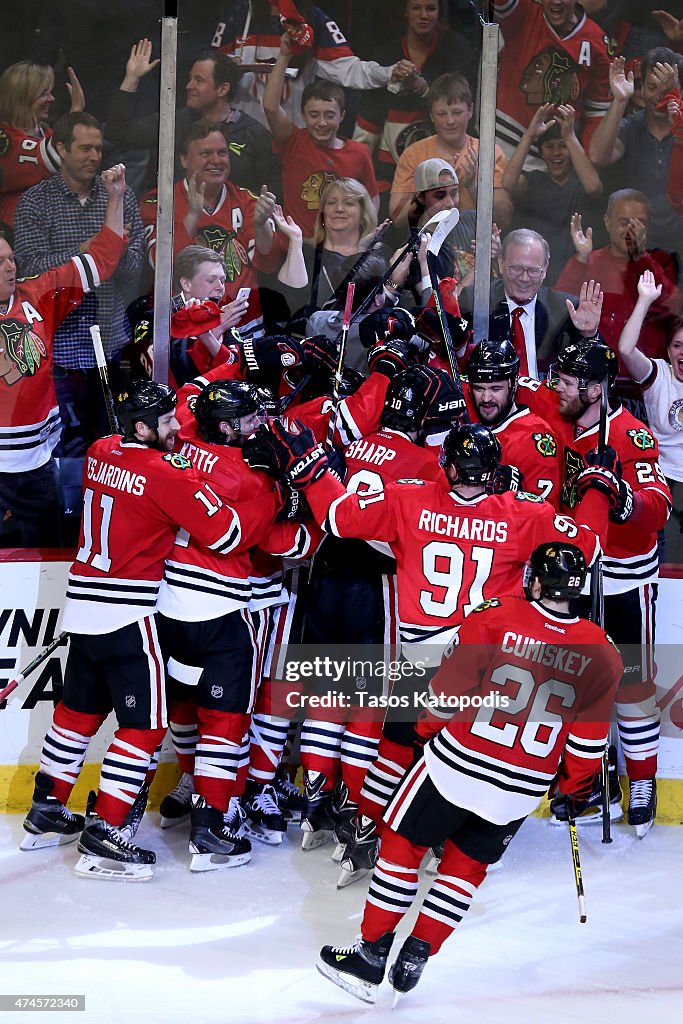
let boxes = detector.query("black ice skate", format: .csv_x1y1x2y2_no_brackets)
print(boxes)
21,772,85,851
118,782,149,842
389,935,431,1006
330,780,358,862
317,932,395,1004
628,778,657,838
300,771,335,851
159,772,194,829
75,792,156,881
242,782,287,845
188,794,251,871
337,815,379,889
273,768,306,823
550,746,623,826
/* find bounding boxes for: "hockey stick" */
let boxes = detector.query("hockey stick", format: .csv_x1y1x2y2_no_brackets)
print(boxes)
90,324,120,435
589,376,613,843
425,210,469,414
568,816,587,923
0,632,69,707
326,282,355,449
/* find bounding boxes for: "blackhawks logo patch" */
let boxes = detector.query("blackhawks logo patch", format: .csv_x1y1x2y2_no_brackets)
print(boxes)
0,129,9,156
627,427,655,450
163,452,192,470
514,491,543,503
533,432,557,457
472,598,501,613
396,478,425,485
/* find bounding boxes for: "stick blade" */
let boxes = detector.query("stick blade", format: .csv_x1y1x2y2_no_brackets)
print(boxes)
426,208,460,258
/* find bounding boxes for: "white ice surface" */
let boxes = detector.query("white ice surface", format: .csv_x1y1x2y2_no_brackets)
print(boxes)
1,814,682,1024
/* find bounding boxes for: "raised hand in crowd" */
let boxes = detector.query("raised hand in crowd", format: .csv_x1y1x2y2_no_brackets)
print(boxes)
121,38,160,93
652,10,683,50
565,279,604,337
609,56,635,103
525,102,559,141
625,215,648,259
569,212,593,263
272,203,308,289
65,66,86,112
648,59,680,103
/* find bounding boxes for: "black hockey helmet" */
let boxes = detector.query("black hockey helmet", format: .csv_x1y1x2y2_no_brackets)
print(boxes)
116,379,176,440
554,341,618,391
523,542,587,600
194,380,267,443
298,366,365,403
358,307,417,349
381,365,441,433
467,339,520,384
438,423,501,484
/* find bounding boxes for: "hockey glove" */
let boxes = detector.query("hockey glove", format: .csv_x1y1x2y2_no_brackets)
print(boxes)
326,445,347,484
574,446,623,509
274,481,312,523
368,338,413,379
242,335,304,377
486,463,524,495
301,333,338,374
609,477,634,524
549,771,598,822
246,419,329,488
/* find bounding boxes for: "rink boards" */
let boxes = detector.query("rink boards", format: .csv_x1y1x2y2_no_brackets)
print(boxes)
1,555,683,821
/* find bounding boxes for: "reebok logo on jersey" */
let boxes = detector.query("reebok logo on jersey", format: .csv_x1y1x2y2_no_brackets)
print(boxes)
627,428,655,450
532,432,557,457
163,452,192,471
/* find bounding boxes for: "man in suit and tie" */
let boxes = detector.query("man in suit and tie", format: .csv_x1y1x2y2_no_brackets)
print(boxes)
459,228,603,378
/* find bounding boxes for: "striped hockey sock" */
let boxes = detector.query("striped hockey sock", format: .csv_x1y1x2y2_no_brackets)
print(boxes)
412,841,488,954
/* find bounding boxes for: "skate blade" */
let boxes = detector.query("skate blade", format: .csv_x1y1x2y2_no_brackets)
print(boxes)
316,959,378,1004
159,812,190,830
392,988,405,1009
242,822,285,846
549,804,623,826
74,853,153,881
283,808,302,824
189,850,252,871
20,830,81,851
301,828,334,851
634,818,655,839
337,864,371,889
331,842,345,863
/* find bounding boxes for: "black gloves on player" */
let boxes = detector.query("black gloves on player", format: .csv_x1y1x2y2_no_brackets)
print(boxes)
549,771,598,822
486,464,524,495
367,338,414,379
242,418,329,488
301,334,339,374
274,481,312,523
242,335,304,377
575,446,634,522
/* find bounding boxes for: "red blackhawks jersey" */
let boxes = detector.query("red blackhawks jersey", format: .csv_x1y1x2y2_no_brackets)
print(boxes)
0,226,125,473
62,436,253,635
518,377,671,592
158,414,314,621
494,0,611,159
140,179,285,338
292,373,391,447
415,594,623,824
0,123,60,227
306,472,605,653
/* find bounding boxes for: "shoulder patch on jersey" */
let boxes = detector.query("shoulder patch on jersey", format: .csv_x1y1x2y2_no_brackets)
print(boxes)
514,491,543,502
396,478,425,485
162,452,192,471
471,598,501,613
143,194,158,206
627,427,655,450
0,129,9,156
532,432,557,457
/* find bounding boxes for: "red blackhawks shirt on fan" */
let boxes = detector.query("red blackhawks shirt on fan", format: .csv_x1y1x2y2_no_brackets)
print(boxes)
0,225,125,473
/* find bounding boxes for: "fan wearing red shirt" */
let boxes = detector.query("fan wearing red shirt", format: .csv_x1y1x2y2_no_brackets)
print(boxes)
263,31,379,240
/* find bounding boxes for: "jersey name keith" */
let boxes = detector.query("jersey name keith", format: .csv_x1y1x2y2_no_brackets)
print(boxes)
418,509,508,543
86,456,146,496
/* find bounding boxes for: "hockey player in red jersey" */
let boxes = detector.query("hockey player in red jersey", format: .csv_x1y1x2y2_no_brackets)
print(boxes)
547,341,671,835
466,339,562,506
316,542,623,1004
0,164,127,546
21,381,285,879
156,380,319,868
289,366,461,883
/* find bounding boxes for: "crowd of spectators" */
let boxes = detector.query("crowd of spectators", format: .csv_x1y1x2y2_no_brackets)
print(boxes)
1,0,683,552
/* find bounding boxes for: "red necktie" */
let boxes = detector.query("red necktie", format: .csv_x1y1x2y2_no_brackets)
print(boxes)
510,306,529,377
